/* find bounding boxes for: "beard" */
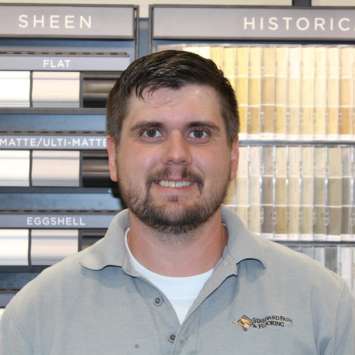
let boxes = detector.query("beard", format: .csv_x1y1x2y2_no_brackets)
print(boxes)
117,166,230,241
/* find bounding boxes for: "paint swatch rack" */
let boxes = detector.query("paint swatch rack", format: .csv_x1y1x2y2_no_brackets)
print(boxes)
223,144,355,242
0,131,114,188
0,210,116,268
156,43,355,142
0,52,126,108
149,5,355,295
0,5,138,285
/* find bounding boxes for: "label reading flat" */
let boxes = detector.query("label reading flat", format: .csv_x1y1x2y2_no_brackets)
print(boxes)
0,135,106,150
0,5,134,38
0,55,130,71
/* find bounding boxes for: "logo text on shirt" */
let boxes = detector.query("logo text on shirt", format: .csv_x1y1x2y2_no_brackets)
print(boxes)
233,315,293,331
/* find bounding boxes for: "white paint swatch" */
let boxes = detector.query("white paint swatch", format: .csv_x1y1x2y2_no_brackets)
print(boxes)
0,150,30,186
0,229,29,265
0,71,30,107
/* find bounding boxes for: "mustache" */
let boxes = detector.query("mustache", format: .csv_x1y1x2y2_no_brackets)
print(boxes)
146,167,204,193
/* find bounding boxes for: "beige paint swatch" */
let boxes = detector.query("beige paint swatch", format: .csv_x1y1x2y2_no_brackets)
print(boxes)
32,71,80,107
301,47,315,139
288,47,301,137
275,47,288,137
262,47,276,136
236,47,249,135
314,47,327,138
327,47,340,137
210,46,223,70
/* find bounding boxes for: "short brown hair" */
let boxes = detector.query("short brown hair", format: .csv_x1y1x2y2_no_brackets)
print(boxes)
106,50,239,146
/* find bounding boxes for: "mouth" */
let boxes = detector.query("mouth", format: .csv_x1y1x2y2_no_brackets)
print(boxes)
154,180,194,188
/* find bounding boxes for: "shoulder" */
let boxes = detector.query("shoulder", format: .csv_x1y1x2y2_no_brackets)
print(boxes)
8,248,91,310
257,234,344,289
0,249,92,352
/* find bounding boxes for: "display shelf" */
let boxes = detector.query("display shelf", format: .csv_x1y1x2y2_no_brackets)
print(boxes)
0,210,118,229
0,288,20,307
148,7,355,292
0,4,136,290
0,187,118,194
0,267,46,273
0,108,106,115
278,240,355,245
0,131,107,150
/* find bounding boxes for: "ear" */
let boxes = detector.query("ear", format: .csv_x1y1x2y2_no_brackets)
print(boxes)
106,135,118,182
229,138,239,181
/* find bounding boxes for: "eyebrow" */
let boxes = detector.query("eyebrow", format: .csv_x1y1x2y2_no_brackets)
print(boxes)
186,121,220,132
130,121,164,132
130,120,220,133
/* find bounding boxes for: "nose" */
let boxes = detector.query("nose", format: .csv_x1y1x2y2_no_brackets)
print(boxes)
161,131,192,166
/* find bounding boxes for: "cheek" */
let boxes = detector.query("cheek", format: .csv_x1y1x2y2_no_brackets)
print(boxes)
194,147,230,174
117,145,159,179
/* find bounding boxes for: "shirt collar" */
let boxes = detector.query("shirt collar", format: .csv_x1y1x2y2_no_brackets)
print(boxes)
80,206,266,271
221,205,267,269
80,209,129,270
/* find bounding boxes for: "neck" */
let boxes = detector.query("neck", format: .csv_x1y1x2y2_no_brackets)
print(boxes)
127,207,227,277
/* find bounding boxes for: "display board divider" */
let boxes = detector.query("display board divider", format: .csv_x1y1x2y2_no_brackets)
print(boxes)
0,131,107,150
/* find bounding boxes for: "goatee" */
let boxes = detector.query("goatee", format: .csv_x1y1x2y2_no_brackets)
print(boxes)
118,166,230,241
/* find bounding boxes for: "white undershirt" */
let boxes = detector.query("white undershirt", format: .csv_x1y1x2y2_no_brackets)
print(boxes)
125,229,213,324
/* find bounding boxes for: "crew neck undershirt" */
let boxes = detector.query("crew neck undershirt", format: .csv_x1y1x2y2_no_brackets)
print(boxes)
125,229,214,324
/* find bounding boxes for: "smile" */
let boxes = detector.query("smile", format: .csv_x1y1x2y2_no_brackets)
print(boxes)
155,180,194,188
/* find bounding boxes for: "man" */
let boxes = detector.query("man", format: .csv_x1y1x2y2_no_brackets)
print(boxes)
0,50,354,354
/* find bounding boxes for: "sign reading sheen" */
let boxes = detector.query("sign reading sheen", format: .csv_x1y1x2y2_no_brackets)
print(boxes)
0,5,134,38
18,14,92,30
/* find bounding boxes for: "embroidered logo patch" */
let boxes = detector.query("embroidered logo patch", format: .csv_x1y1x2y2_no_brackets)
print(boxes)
233,315,293,331
233,315,253,331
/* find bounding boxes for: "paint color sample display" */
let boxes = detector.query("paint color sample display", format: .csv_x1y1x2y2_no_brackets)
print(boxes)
222,145,355,241
31,229,78,265
31,150,80,186
0,229,29,265
0,71,30,107
32,72,80,107
0,150,30,186
0,149,115,187
157,43,355,141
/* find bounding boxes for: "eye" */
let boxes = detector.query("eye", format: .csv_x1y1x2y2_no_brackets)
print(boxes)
189,130,208,139
143,129,162,138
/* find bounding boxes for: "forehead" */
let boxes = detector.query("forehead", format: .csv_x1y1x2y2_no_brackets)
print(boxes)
123,85,224,127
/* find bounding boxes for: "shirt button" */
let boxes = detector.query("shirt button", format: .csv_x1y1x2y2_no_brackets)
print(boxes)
154,297,162,306
168,334,176,343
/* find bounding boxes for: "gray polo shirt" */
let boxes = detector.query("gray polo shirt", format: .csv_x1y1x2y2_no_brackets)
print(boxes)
0,206,354,354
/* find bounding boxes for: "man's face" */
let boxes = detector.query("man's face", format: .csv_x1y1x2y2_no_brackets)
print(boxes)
107,85,239,238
